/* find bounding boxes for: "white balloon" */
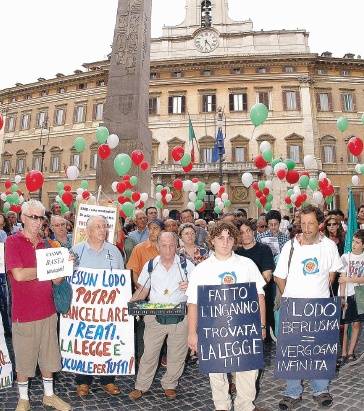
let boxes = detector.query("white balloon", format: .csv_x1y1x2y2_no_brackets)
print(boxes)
66,165,79,180
3,202,10,209
111,181,118,193
155,192,162,201
273,162,288,173
162,209,170,218
107,134,119,149
303,154,317,169
187,201,195,211
76,194,83,202
259,141,271,153
194,212,199,220
352,175,360,186
88,195,96,205
0,193,6,201
355,164,362,174
241,172,254,188
290,194,298,202
293,185,301,195
76,188,84,195
165,193,172,202
211,182,220,195
189,192,197,201
221,193,229,201
55,195,61,203
319,172,327,181
192,183,199,192
140,192,148,202
19,195,24,203
183,180,192,192
14,175,22,184
264,165,273,176
313,191,323,204
265,180,273,190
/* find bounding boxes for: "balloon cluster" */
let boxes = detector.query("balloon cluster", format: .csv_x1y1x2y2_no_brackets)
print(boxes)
1,176,25,213
171,146,193,172
155,184,173,210
211,182,230,215
173,178,206,212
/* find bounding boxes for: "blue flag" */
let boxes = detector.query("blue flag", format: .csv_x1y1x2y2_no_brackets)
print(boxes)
212,128,225,163
344,188,358,253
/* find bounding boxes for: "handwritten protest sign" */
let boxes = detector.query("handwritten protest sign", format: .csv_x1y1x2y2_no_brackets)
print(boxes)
36,247,73,281
73,204,117,246
59,268,134,375
197,283,264,373
0,317,13,390
0,244,4,272
275,298,341,380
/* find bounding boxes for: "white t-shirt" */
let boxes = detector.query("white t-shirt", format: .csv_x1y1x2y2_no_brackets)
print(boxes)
186,252,265,305
274,236,343,298
138,255,194,304
339,252,364,296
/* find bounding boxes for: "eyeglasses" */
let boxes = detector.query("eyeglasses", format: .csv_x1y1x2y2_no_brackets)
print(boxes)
24,214,45,221
327,223,338,227
258,225,267,228
52,223,66,228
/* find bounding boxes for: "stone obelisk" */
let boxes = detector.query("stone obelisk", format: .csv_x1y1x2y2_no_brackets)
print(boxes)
97,0,152,195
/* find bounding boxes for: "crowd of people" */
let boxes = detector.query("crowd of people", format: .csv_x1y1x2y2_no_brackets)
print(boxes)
0,199,363,411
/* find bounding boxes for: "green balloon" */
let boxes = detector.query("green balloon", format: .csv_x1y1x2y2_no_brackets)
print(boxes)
299,175,309,189
74,136,86,153
214,206,222,214
11,184,18,192
96,126,109,144
124,189,132,199
60,203,69,214
361,113,364,125
255,199,262,208
130,176,138,187
262,150,273,163
308,177,318,190
114,153,132,176
156,184,163,193
285,159,296,170
258,181,265,191
271,158,280,168
224,199,232,208
155,201,163,209
197,182,206,191
336,116,348,133
287,189,294,197
360,165,364,175
267,193,273,202
325,196,333,205
56,182,64,192
265,202,272,211
195,199,203,210
3,203,10,213
58,190,65,197
180,153,191,167
122,202,135,217
302,201,310,208
80,180,89,189
197,190,206,200
250,103,268,127
286,203,293,209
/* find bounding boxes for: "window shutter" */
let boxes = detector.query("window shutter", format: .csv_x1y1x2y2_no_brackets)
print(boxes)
181,96,186,113
282,91,287,110
92,103,97,120
243,93,248,111
328,92,333,111
212,95,216,112
168,97,173,114
296,91,301,111
316,93,321,111
73,106,77,122
229,94,234,111
340,94,345,111
352,93,357,111
202,95,207,112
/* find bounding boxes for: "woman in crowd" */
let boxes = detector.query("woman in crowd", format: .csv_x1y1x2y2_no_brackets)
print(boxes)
177,223,209,265
324,215,345,256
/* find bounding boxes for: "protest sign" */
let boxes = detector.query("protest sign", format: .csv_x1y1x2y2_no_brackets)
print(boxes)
59,268,134,375
197,282,264,374
0,244,4,272
275,298,341,380
36,247,73,281
0,317,13,390
261,237,280,256
73,204,117,246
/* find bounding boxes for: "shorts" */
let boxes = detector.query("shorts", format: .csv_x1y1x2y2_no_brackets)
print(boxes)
341,295,364,324
12,314,61,377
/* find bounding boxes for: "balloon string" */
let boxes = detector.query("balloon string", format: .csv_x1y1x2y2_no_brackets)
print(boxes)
250,126,256,141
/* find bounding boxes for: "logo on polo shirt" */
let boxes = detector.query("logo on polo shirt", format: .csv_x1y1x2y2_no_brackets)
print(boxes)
219,271,237,284
301,257,319,276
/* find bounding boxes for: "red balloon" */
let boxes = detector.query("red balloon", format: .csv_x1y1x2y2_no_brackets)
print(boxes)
140,161,149,171
171,146,185,162
124,180,132,189
218,187,225,197
301,193,307,202
123,175,130,180
192,178,199,183
25,170,44,192
182,163,193,172
254,155,267,169
263,187,270,196
173,179,183,190
276,169,287,180
251,182,259,191
260,195,267,206
286,170,300,184
0,113,3,131
319,178,329,190
98,144,111,160
62,191,73,206
119,210,127,219
10,204,21,213
64,184,72,192
348,137,364,157
131,192,141,202
255,191,263,198
161,188,168,197
4,180,11,189
131,150,144,166
162,197,168,206
284,196,292,204
137,200,145,209
323,184,334,197
116,182,126,194
118,196,127,204
82,191,90,200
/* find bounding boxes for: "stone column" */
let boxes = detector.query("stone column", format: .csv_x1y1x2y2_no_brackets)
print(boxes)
97,0,152,195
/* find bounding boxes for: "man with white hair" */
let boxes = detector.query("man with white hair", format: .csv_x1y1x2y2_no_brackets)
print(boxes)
129,231,194,401
71,215,124,397
5,200,70,411
128,210,149,244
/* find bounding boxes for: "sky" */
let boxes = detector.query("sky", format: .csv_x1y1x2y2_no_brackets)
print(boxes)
0,0,363,90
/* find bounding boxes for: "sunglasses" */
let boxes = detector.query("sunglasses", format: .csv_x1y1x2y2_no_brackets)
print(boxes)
52,223,66,228
25,214,45,221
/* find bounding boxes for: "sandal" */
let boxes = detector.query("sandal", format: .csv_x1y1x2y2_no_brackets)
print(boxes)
346,353,358,365
278,396,302,410
313,393,333,408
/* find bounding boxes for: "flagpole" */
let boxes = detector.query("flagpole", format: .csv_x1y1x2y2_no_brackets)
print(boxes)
216,107,224,186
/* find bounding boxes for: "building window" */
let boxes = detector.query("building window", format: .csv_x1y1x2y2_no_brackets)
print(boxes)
1,154,12,175
231,68,241,74
74,104,86,123
20,113,31,130
25,94,32,100
257,90,270,109
341,92,355,112
149,97,159,115
50,147,62,172
316,92,332,112
172,71,183,78
168,96,186,114
322,146,335,163
283,90,301,111
78,83,86,90
234,147,246,162
288,145,301,163
93,102,104,120
284,66,295,73
202,69,212,76
201,147,213,162
40,90,48,97
348,150,359,164
32,150,43,171
229,93,248,112
89,143,98,170
341,69,350,76
70,149,81,169
150,72,158,80
97,80,106,87
231,135,249,163
54,107,66,126
202,94,216,113
152,139,160,166
5,115,16,132
285,134,303,163
317,68,327,75
36,111,48,128
256,67,268,74
58,87,66,94
15,151,26,174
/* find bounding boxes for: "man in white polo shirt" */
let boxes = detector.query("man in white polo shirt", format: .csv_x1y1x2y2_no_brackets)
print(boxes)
186,221,266,411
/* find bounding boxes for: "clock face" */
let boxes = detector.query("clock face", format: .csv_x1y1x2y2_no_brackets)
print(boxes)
194,30,219,53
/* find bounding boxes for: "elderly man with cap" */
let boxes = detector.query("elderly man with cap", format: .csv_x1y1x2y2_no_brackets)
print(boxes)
129,231,194,401
71,215,124,397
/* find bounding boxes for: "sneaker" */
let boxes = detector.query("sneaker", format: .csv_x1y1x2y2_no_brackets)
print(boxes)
42,394,71,411
15,399,30,411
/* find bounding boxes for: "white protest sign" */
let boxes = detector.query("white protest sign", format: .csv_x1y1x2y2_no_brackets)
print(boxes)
0,244,4,272
36,247,73,281
0,316,13,390
74,204,117,245
59,268,134,375
261,237,280,256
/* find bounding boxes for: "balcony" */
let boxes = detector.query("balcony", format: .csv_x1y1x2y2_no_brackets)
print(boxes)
151,161,256,175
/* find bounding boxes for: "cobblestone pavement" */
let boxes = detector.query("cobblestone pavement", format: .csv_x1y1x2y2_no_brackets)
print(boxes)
0,338,363,411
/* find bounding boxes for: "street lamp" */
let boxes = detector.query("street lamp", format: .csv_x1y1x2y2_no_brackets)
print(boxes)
38,116,50,201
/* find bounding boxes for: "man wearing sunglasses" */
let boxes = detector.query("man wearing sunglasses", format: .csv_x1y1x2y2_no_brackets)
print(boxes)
5,200,70,411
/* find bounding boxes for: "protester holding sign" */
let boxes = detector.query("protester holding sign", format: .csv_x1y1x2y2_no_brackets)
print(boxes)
70,215,124,397
186,222,266,411
5,200,71,411
274,205,343,410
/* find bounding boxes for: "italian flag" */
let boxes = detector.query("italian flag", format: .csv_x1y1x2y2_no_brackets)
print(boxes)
188,115,198,163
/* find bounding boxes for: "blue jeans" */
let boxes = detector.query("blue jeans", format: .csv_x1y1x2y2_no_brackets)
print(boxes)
284,379,330,399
